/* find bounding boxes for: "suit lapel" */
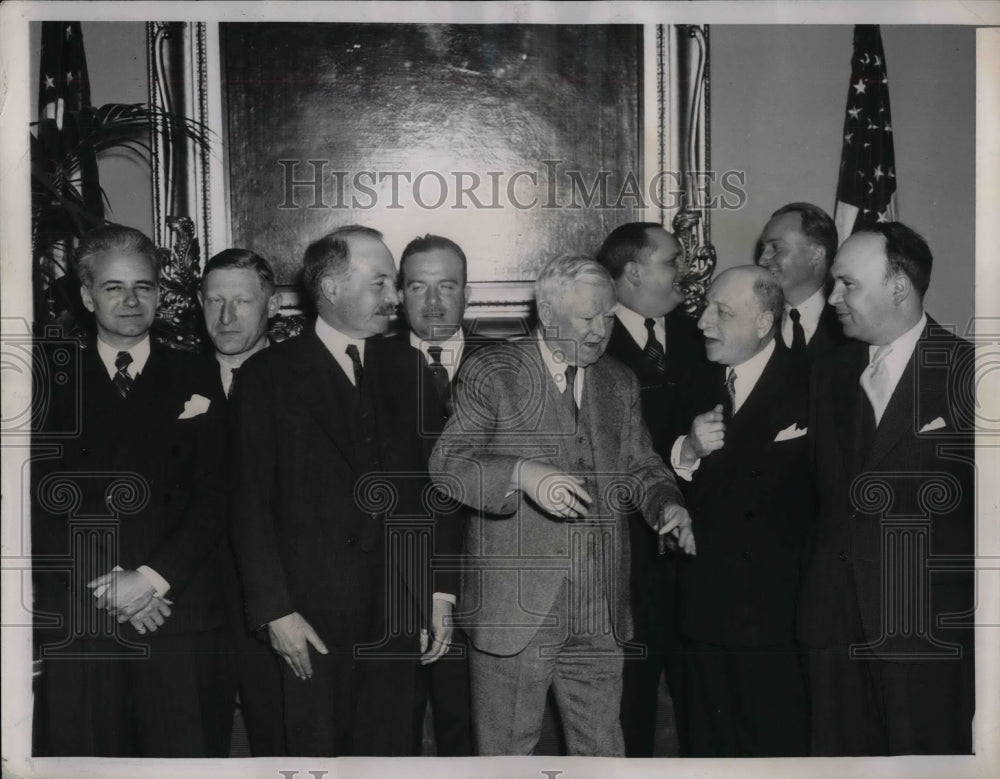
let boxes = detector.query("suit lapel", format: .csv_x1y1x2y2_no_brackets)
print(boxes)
582,359,622,479
833,344,869,476
727,344,787,443
297,333,362,474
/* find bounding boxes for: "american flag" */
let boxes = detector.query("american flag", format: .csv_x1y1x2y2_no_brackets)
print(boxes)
834,25,896,244
36,21,102,220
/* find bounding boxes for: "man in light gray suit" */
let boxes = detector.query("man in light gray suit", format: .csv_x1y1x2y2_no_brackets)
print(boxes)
430,254,693,756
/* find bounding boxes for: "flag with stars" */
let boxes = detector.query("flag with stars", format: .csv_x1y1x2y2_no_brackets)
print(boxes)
834,25,896,244
36,21,103,220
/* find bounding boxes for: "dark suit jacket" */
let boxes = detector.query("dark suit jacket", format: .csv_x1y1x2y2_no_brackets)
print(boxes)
605,308,710,459
32,339,229,638
429,336,684,656
798,317,975,661
675,341,814,646
229,330,450,644
803,302,851,362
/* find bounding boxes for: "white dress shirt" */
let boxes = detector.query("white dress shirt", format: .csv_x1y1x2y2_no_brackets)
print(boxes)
410,328,465,381
782,286,826,348
95,334,151,380
315,316,366,384
670,337,777,480
615,302,664,352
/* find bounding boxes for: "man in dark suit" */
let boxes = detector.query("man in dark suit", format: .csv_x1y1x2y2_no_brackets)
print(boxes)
199,248,284,755
32,224,233,756
595,222,708,756
756,202,850,362
397,234,499,755
229,225,455,756
430,254,693,756
799,223,975,755
670,266,812,756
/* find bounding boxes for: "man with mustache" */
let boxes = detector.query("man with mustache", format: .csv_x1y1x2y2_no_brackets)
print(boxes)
397,234,500,755
430,254,693,756
229,225,455,755
799,223,975,754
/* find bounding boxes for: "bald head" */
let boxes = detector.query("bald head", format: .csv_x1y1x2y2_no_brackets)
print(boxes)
698,266,783,366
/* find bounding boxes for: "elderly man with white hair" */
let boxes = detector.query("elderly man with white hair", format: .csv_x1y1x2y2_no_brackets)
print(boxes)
430,253,692,756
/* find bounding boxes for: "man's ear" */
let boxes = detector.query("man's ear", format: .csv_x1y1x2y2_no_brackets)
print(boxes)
81,285,95,313
537,300,553,328
756,309,775,339
623,260,644,286
320,276,338,304
890,271,912,304
266,291,282,318
463,284,472,308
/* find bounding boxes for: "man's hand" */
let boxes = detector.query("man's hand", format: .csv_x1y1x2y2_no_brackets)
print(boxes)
268,611,328,680
517,460,592,520
657,503,696,555
88,569,156,620
420,598,455,666
128,597,172,635
681,404,726,463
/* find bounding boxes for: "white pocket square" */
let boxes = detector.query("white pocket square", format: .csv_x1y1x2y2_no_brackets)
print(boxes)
774,423,808,442
178,394,211,419
919,416,947,433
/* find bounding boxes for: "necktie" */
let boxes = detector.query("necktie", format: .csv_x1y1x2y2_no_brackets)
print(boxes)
564,364,578,422
724,367,737,416
426,345,451,401
346,344,364,389
113,351,133,398
643,318,666,373
227,367,239,399
860,344,894,425
789,308,807,355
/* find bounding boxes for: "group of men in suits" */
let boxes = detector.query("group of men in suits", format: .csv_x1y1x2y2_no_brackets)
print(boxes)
32,200,974,758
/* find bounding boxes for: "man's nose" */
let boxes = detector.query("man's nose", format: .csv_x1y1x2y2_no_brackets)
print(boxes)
426,285,442,305
122,286,140,307
220,301,236,324
384,284,400,306
828,283,843,306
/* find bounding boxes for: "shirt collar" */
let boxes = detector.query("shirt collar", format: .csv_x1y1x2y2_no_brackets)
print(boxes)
410,327,465,373
95,335,151,380
783,286,826,344
614,302,663,349
315,316,367,385
728,337,776,412
868,312,927,381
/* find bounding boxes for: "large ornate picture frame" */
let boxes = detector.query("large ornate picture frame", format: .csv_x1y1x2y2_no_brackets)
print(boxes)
148,22,714,318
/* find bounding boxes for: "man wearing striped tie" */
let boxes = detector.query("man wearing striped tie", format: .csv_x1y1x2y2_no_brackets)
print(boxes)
32,224,233,756
596,222,709,756
199,248,285,755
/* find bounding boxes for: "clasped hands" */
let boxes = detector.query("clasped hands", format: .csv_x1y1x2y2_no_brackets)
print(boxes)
87,569,172,635
517,460,695,554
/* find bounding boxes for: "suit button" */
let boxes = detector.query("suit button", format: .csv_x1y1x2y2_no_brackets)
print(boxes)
741,551,750,561
850,510,859,519
744,510,754,520
370,512,378,520
347,535,357,545
839,551,848,561
749,470,759,479
80,447,89,457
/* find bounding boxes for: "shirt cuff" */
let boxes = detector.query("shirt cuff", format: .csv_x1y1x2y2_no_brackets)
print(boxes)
433,592,457,606
669,435,701,482
137,565,171,598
